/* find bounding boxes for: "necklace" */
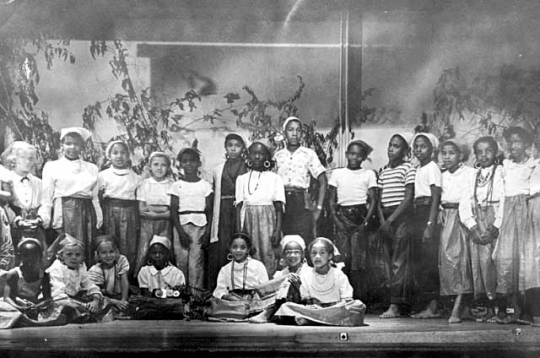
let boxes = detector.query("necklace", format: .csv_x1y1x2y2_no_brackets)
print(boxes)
247,171,262,195
230,258,249,294
311,267,335,295
476,168,492,188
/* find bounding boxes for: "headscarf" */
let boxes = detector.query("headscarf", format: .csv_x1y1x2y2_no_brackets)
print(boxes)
393,132,414,149
412,132,440,150
105,140,129,160
176,147,202,162
280,235,306,252
149,235,172,251
250,137,274,156
312,237,341,257
282,116,302,131
225,133,246,148
440,138,471,162
60,127,92,142
347,139,373,156
17,237,43,253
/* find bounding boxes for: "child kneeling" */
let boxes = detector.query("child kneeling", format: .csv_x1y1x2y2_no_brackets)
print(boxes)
274,237,366,326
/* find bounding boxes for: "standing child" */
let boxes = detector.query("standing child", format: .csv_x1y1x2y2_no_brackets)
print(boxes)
137,235,185,297
409,132,442,319
438,139,475,323
7,142,46,260
134,152,174,278
1,238,66,328
377,133,416,319
274,237,366,326
98,140,141,278
169,148,213,289
46,234,106,323
88,235,129,313
236,139,285,278
459,136,503,322
520,132,540,326
274,116,327,246
493,126,536,323
39,127,103,267
0,149,14,272
328,140,377,300
208,134,247,291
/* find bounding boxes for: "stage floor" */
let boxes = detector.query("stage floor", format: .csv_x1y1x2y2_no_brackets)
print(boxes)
1,314,540,357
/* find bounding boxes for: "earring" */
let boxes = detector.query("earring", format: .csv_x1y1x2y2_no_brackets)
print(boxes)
264,160,271,168
474,161,481,169
227,253,233,261
225,153,230,159
246,159,253,168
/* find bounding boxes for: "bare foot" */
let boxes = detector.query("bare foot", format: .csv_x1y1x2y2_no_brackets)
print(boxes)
448,315,461,323
461,306,475,321
248,311,269,324
479,307,496,322
295,317,311,326
379,304,400,319
410,307,442,319
487,310,506,323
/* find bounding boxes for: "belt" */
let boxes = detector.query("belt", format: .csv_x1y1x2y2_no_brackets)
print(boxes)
414,196,432,207
441,202,459,209
528,192,540,201
221,195,236,200
179,210,205,215
104,198,138,207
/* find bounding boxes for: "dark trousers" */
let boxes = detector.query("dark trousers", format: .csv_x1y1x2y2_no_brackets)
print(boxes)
282,190,314,246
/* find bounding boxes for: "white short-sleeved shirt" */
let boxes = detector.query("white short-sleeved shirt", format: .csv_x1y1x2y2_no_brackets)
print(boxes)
299,266,353,303
441,165,475,204
136,177,174,206
236,171,286,206
273,147,325,189
168,179,213,226
10,172,42,210
213,258,269,298
137,264,185,291
502,158,536,197
98,168,141,200
46,260,102,299
414,161,442,198
329,168,377,206
378,163,416,208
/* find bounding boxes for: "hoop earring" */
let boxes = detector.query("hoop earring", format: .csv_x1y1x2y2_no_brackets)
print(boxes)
227,253,233,261
246,159,253,168
264,160,271,168
474,161,481,169
225,153,230,159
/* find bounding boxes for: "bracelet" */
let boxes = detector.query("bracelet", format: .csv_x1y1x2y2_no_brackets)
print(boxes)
316,204,323,210
427,221,433,226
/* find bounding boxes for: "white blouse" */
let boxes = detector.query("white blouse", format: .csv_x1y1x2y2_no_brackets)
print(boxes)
502,158,536,196
213,258,269,298
299,266,353,303
98,168,141,200
441,165,475,204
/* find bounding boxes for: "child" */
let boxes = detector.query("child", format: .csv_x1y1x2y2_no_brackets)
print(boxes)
0,148,14,272
248,235,308,323
274,116,327,246
98,140,141,277
377,133,416,319
169,148,213,288
274,237,366,326
208,133,247,291
459,136,503,322
438,139,475,323
137,235,185,297
328,139,377,300
46,234,106,323
88,235,129,313
134,152,174,278
493,126,536,324
1,238,66,328
409,132,442,319
6,142,46,260
236,139,285,277
521,134,540,326
39,127,103,266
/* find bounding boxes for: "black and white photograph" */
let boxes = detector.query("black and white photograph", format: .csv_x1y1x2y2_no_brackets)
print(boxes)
0,0,539,357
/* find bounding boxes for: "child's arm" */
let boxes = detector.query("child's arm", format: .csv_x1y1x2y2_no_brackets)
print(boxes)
379,184,414,232
271,201,283,248
92,171,104,229
0,181,13,203
328,185,345,232
313,172,327,224
235,202,243,233
200,193,214,250
170,195,190,248
3,271,27,310
0,229,13,271
423,184,441,242
363,187,378,227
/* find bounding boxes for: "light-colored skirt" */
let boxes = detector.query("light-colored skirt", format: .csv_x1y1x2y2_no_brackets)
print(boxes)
519,195,540,292
493,195,528,295
275,300,366,326
438,207,473,296
242,205,277,278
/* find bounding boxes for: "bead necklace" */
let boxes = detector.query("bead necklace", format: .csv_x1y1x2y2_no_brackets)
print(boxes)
247,171,262,195
231,258,249,294
311,267,335,295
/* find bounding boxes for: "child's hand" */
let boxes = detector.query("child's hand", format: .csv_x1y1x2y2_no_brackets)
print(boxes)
379,218,393,233
199,232,211,250
422,225,434,243
222,293,242,301
287,273,301,288
486,224,499,241
112,299,129,311
87,300,100,313
270,229,281,248
178,232,191,248
333,217,345,232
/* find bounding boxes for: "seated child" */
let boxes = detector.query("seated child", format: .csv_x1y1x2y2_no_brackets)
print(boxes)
274,237,366,326
249,235,308,323
46,234,107,323
88,235,130,313
1,238,66,328
137,235,185,298
207,233,270,321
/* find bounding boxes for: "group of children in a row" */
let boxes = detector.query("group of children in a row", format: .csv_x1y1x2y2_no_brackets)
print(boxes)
0,116,538,328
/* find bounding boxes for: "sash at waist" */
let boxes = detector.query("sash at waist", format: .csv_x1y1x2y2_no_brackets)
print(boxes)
103,198,138,207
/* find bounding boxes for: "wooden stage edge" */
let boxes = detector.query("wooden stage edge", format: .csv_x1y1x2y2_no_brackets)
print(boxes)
1,314,540,357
